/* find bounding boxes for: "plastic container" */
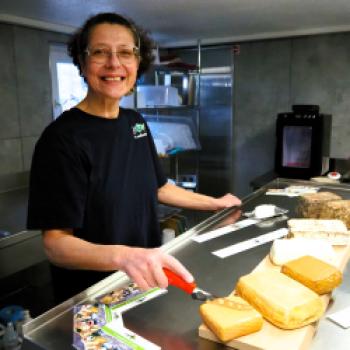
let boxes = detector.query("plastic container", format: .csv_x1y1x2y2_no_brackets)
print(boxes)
0,230,11,238
144,115,201,153
0,306,23,326
137,86,179,107
16,310,32,337
2,322,21,350
162,228,176,244
0,323,5,349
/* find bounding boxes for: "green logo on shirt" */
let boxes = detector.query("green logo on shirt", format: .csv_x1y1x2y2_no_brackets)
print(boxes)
132,123,147,139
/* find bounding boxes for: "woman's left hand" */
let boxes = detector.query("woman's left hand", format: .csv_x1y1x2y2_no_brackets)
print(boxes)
158,183,242,211
213,193,241,210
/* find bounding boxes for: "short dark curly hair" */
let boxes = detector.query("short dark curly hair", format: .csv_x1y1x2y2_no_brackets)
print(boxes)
67,12,155,79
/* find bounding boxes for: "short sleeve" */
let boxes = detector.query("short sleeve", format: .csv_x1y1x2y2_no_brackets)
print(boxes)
27,130,89,230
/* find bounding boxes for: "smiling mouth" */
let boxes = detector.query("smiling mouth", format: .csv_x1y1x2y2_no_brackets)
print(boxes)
103,76,125,81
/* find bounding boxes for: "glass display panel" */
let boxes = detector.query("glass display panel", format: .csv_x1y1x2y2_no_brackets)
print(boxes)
282,126,312,168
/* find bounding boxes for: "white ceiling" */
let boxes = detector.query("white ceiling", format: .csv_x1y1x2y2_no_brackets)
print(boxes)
0,0,350,47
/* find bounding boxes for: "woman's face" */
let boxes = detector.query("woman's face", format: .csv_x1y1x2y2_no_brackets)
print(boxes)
82,23,139,102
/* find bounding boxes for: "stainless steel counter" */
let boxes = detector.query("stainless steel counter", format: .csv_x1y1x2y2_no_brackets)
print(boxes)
23,179,350,350
0,187,46,279
0,187,28,234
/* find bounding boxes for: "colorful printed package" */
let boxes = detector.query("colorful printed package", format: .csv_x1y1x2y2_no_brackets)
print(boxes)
73,284,166,350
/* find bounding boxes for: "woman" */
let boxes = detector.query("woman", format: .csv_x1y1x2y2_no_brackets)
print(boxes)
27,12,241,303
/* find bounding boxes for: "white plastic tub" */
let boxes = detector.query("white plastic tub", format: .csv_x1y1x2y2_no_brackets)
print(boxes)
137,85,179,107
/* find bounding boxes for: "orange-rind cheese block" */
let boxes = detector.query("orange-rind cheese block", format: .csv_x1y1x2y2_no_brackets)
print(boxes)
199,296,263,342
281,255,342,295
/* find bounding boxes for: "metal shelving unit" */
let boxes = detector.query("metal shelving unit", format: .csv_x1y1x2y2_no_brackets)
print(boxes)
136,42,202,191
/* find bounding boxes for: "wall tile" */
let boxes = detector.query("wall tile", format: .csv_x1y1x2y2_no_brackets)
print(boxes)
0,24,20,139
0,139,23,175
291,33,350,159
233,40,291,196
22,136,39,171
14,26,54,138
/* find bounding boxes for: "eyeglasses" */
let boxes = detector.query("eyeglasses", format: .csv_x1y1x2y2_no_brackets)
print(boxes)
85,46,140,65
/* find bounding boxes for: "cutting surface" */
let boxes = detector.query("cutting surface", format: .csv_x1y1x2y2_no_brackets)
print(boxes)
199,243,350,350
23,179,350,350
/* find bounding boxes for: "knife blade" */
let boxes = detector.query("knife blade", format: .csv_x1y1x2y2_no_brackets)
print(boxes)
163,267,216,301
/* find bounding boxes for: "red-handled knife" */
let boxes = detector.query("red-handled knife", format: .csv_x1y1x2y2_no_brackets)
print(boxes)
163,267,216,301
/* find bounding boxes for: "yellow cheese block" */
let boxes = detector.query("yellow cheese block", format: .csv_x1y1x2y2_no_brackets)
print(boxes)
236,270,324,330
199,296,263,342
281,255,342,295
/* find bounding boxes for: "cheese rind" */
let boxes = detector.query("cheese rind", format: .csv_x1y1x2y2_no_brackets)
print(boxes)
288,218,350,245
199,296,263,342
297,191,342,218
319,200,350,229
236,270,324,329
288,218,347,232
281,255,342,295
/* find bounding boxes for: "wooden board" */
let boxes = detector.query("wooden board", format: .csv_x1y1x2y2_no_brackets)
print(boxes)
199,244,350,350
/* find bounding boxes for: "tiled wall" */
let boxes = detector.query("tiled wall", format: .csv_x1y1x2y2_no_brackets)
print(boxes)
0,23,68,176
234,39,291,196
234,32,350,196
290,33,350,160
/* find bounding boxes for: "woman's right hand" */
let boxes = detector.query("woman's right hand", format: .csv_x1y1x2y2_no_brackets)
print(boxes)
115,246,194,291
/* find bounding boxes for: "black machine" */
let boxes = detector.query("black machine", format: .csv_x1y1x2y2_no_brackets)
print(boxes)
275,105,332,179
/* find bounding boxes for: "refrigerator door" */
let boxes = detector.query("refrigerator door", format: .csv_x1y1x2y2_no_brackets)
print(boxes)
199,73,233,196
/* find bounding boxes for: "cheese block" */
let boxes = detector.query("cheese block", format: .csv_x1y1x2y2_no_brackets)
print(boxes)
253,204,276,219
270,237,336,266
199,296,263,342
281,255,342,295
288,218,350,245
319,200,350,229
297,191,342,218
236,270,324,329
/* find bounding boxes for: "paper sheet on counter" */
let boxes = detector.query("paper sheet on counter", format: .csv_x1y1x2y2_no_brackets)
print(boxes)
192,218,259,243
212,228,289,258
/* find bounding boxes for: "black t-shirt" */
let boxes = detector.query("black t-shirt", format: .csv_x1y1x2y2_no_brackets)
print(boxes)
27,107,167,302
